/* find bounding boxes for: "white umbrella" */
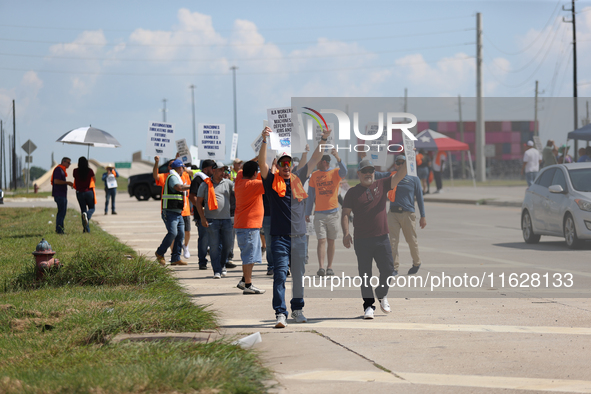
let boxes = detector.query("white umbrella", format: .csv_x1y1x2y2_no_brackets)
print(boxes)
56,126,121,157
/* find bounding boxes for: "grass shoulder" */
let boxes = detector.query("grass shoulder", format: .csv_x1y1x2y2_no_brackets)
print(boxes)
0,208,270,393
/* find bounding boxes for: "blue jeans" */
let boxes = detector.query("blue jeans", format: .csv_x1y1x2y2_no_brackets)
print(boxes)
105,188,116,213
156,210,185,263
76,190,95,232
526,171,538,187
272,235,307,317
263,216,273,270
196,219,209,267
206,218,233,274
54,196,67,234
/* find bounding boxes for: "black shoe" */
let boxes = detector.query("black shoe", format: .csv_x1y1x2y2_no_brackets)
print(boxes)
225,262,237,269
112,211,117,215
199,265,208,270
408,264,421,275
287,269,291,277
267,269,274,276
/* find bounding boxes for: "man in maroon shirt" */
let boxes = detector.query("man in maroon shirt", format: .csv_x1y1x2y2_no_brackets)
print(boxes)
342,159,407,319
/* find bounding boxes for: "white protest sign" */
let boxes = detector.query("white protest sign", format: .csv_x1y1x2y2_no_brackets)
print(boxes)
292,113,307,153
402,132,418,177
146,121,175,158
364,123,388,168
533,136,543,152
198,123,225,161
230,133,239,161
314,122,334,152
106,173,118,189
190,145,199,166
267,107,292,154
251,120,276,171
176,139,191,165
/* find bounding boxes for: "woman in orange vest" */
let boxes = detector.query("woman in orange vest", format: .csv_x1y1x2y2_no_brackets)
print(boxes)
73,156,96,233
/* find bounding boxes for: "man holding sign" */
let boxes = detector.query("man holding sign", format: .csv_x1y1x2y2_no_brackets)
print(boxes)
258,125,330,328
102,164,119,215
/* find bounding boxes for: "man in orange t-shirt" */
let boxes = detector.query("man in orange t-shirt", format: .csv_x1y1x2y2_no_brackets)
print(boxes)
305,149,347,277
233,161,266,294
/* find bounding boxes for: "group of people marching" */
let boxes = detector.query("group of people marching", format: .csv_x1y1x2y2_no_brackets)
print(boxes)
154,127,427,328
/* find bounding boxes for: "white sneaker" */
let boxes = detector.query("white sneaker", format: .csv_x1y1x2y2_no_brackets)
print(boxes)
243,284,266,294
221,269,227,278
213,273,221,279
182,245,190,259
236,279,246,290
291,310,307,323
275,314,287,328
379,297,391,313
363,307,374,319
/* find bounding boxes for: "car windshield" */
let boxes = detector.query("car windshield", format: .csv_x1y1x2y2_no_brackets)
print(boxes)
568,168,591,192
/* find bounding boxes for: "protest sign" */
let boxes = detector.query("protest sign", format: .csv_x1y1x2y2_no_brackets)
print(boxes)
176,139,191,165
364,122,389,168
190,145,199,166
146,121,175,158
198,123,225,161
402,132,418,177
230,133,239,161
267,107,292,154
533,136,543,152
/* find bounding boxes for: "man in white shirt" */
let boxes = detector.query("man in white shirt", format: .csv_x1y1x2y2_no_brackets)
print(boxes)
521,141,541,186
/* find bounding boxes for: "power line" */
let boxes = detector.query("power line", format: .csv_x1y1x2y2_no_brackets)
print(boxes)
482,0,562,56
0,55,474,77
0,42,474,63
0,27,475,48
0,15,474,34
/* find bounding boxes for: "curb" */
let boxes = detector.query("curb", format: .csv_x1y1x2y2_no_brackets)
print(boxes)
424,197,522,208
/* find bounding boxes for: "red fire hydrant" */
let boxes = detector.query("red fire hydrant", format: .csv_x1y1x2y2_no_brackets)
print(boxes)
34,183,39,193
32,238,61,279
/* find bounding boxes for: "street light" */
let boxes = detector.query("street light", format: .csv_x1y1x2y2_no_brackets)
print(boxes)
230,66,238,157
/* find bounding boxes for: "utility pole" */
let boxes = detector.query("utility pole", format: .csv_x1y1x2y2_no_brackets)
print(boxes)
12,99,16,190
534,80,544,137
162,99,167,122
230,66,238,157
458,95,466,178
476,13,485,182
189,85,196,146
9,135,12,189
563,0,578,160
404,88,408,112
0,120,3,190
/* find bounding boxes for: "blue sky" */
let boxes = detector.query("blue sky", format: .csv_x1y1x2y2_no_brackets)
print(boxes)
1,0,590,171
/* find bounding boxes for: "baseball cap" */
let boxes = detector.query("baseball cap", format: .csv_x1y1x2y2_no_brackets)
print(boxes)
395,155,406,163
276,152,292,162
358,159,375,171
201,159,216,170
214,161,227,169
170,159,184,168
233,158,243,164
527,141,534,147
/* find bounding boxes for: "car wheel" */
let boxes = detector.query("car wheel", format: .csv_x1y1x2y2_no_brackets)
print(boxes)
134,184,151,201
522,210,541,244
564,213,582,249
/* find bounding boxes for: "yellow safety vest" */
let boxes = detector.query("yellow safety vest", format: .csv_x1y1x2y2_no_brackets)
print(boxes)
162,173,184,210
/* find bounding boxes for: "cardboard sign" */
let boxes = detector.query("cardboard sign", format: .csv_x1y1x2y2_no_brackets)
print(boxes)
402,132,418,177
176,139,192,165
106,173,118,189
190,145,199,166
230,133,239,161
198,123,225,161
146,121,175,158
533,136,543,152
267,107,292,154
364,122,389,168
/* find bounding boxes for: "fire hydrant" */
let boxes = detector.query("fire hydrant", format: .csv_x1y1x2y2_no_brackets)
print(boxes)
34,183,39,193
32,238,61,279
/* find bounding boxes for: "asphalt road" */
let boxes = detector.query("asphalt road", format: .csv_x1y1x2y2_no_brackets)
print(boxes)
6,193,591,393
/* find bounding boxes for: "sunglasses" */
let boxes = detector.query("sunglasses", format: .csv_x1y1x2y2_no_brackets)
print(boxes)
360,167,375,174
278,160,291,168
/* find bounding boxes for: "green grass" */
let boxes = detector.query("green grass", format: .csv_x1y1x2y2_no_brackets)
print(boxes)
0,208,271,393
94,168,129,192
3,191,52,198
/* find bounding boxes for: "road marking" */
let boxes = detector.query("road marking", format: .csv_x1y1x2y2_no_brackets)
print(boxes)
285,370,591,393
222,319,591,335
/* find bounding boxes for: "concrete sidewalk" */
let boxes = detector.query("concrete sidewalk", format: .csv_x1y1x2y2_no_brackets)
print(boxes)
422,185,526,207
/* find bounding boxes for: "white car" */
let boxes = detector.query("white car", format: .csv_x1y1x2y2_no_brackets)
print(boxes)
521,162,591,249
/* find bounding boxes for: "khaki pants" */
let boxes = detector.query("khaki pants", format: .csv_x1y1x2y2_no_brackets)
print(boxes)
387,211,421,272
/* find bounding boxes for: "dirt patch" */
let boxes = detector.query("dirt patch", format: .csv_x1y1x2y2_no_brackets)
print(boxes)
49,308,79,318
10,317,60,332
0,304,14,311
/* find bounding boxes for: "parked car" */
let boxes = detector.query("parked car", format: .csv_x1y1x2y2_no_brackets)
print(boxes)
127,163,169,201
521,163,591,249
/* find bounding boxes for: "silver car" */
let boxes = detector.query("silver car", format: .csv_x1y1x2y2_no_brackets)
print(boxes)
522,162,591,249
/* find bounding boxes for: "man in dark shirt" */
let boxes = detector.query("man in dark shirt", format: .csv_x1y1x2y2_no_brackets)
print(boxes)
189,160,215,270
342,159,407,319
51,157,73,234
258,126,329,328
